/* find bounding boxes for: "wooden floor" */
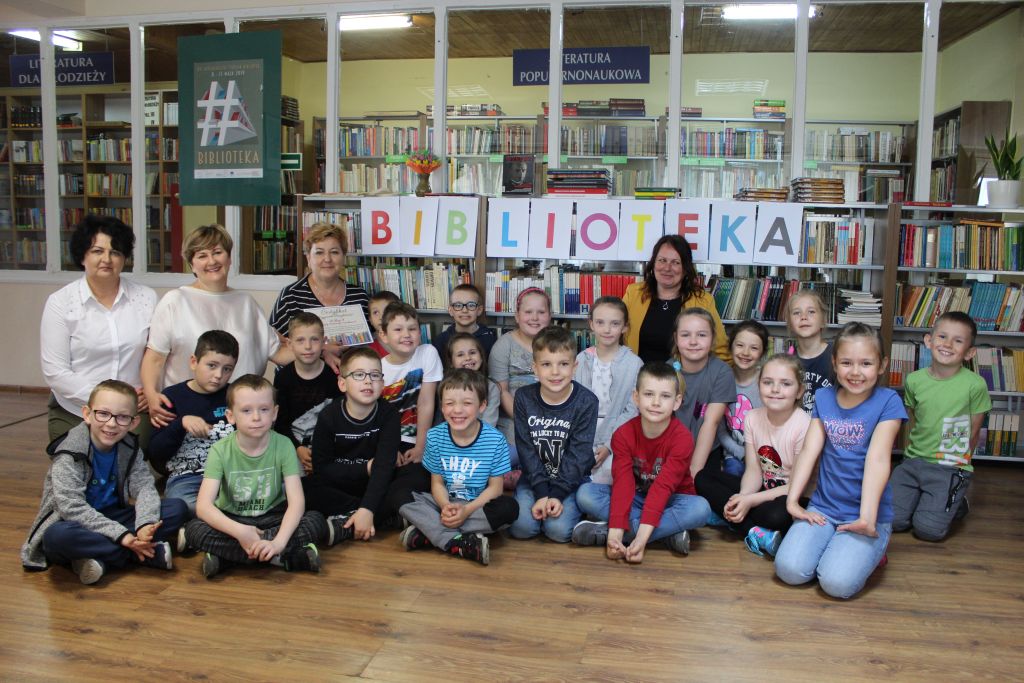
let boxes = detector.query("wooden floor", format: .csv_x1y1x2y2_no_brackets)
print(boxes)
1,392,1023,682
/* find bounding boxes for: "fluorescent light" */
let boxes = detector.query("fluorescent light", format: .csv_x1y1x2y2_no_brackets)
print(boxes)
339,14,412,31
9,30,82,51
722,4,817,20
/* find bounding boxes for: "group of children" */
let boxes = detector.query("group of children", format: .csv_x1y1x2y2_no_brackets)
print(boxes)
22,281,990,600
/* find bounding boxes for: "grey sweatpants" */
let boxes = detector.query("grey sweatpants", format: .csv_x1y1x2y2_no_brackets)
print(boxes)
399,491,518,549
890,457,971,542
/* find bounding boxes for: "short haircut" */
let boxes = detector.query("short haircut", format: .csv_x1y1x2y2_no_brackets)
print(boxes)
451,283,483,302
532,324,576,357
288,311,325,337
194,329,239,360
340,346,382,373
832,322,886,363
934,311,977,346
728,319,770,353
590,296,629,325
446,332,486,365
369,290,401,305
227,374,276,408
88,379,139,410
70,214,135,269
439,368,488,404
183,224,233,268
381,301,418,330
636,361,682,395
760,353,805,406
302,221,348,257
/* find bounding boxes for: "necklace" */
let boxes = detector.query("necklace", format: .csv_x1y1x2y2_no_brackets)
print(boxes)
661,300,670,310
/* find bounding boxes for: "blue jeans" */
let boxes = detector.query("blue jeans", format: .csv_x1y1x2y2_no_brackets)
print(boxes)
164,472,204,515
509,483,582,543
774,506,892,600
722,456,745,477
576,482,711,541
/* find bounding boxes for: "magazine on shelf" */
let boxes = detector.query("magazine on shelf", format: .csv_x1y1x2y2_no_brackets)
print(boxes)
502,154,535,196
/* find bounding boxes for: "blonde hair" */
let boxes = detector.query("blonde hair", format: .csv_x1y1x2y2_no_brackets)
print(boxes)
759,353,805,407
183,224,233,268
303,221,349,257
785,289,828,337
669,307,716,368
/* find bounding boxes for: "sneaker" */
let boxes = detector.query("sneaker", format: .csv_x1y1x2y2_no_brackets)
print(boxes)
876,553,889,570
571,520,609,546
283,543,321,573
142,541,173,570
201,553,222,579
70,558,105,585
446,533,489,565
176,527,189,554
744,526,781,558
326,513,355,546
954,497,970,521
399,525,433,550
665,530,691,555
706,511,729,527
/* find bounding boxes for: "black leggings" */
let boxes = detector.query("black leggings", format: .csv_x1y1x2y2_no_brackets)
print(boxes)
303,462,431,520
694,467,801,536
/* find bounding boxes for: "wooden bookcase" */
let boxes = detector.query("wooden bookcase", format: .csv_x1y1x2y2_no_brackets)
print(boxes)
930,100,1012,204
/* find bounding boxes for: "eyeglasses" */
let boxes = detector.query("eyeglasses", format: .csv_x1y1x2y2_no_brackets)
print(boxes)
345,370,385,382
91,409,136,426
450,301,480,311
655,256,683,268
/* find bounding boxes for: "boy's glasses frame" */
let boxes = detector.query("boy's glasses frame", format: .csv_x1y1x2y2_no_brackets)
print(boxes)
450,302,480,311
90,409,136,426
344,370,385,382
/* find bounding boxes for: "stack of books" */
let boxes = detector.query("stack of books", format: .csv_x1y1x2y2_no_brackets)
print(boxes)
634,187,679,200
281,96,300,123
791,177,845,203
835,288,883,326
546,168,611,196
577,100,612,117
753,99,786,120
609,98,645,117
734,187,788,202
667,106,704,118
543,102,579,116
427,104,504,117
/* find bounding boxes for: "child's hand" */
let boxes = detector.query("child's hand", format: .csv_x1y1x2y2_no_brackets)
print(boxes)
346,508,376,540
248,538,280,562
366,458,374,475
404,446,424,465
593,446,611,469
724,495,751,523
788,501,826,526
235,525,263,554
837,518,878,537
624,538,647,564
545,498,563,518
182,415,212,438
120,533,156,562
606,528,627,560
135,520,163,543
441,502,468,528
296,446,313,474
531,497,549,520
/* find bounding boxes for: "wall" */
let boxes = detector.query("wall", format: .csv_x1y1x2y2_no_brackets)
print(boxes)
936,7,1020,114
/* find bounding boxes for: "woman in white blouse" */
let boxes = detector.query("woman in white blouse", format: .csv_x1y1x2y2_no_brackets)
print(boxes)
140,224,289,428
40,215,158,441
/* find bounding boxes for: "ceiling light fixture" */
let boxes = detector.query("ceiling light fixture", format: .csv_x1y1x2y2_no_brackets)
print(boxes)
339,14,412,31
9,29,82,51
722,4,817,21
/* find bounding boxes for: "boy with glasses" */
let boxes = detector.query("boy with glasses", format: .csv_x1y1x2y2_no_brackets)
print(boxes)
432,284,497,361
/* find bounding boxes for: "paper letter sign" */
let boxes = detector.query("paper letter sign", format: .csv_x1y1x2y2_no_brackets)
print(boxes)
575,200,620,260
399,196,439,257
486,198,530,257
360,197,401,255
709,200,755,265
527,198,573,259
617,200,664,261
435,196,479,257
753,201,802,266
665,199,711,263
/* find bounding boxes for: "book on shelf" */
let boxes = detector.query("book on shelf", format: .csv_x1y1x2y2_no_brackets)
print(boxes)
634,187,679,200
888,340,1023,393
543,102,579,117
894,281,1024,332
898,220,1023,272
978,413,1020,458
502,154,535,197
427,104,503,117
790,177,845,203
281,95,300,123
346,263,472,311
707,276,840,325
801,214,875,265
835,288,882,326
546,168,611,196
735,187,788,202
666,106,704,118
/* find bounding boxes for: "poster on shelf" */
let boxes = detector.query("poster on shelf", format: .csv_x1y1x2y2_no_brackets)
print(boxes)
753,202,802,266
486,198,531,257
360,197,402,255
574,200,621,261
617,200,665,261
664,199,712,263
435,196,480,257
709,200,756,265
399,196,439,257
527,198,574,259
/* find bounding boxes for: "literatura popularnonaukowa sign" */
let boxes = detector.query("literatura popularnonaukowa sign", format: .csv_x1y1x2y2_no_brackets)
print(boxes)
9,52,115,87
512,47,650,86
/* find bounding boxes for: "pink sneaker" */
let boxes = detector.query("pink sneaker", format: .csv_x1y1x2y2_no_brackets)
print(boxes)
502,469,521,491
876,553,889,570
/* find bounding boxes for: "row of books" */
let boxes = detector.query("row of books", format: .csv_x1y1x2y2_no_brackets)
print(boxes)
253,205,300,235
328,124,423,158
10,140,43,163
930,162,957,203
86,136,132,162
60,207,85,229
427,104,504,117
338,163,415,195
348,263,473,311
15,207,44,229
681,166,786,200
163,102,179,127
801,215,877,265
894,281,1024,332
970,346,1024,393
706,277,842,325
447,124,537,155
898,220,1023,272
977,413,1020,458
302,209,360,253
539,267,643,315
161,172,179,196
9,106,42,128
932,117,959,159
805,128,907,164
0,237,45,264
680,127,784,161
252,239,295,274
85,173,131,197
560,124,659,156
13,174,46,194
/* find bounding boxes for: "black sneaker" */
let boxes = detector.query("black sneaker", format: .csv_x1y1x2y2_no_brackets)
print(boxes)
70,558,105,585
327,513,356,546
954,497,970,521
399,525,433,550
446,533,489,566
142,541,174,570
571,520,609,546
666,530,691,556
201,553,222,579
283,543,321,573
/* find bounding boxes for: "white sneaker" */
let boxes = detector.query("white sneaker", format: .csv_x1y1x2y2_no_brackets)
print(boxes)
70,558,105,585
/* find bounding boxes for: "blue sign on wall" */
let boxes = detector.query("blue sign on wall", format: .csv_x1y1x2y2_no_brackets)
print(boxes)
513,46,650,86
9,52,115,87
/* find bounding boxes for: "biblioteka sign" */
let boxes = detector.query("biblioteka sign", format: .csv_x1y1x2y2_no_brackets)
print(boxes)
359,197,805,267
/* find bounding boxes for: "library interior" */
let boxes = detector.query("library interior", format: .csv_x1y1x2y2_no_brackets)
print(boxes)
0,0,1022,680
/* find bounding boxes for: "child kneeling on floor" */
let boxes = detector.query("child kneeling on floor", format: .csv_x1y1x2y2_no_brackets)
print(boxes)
185,374,329,578
21,379,187,584
398,369,519,565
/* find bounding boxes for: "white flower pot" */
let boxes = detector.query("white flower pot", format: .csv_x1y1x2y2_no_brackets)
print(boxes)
986,179,1023,208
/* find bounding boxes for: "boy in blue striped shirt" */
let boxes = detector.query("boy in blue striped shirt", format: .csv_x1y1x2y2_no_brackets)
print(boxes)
398,369,519,565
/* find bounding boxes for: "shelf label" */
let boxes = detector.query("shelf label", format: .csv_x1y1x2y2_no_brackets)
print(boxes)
601,155,628,165
699,158,725,167
803,160,818,170
489,154,504,163
541,155,569,164
281,153,302,170
384,154,408,163
681,157,700,166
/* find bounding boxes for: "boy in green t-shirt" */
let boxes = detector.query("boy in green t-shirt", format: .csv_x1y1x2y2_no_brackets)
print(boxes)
184,374,329,578
891,312,992,541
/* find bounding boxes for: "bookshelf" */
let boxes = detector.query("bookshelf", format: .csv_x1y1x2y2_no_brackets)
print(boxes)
804,120,914,204
144,88,181,272
562,114,666,197
312,113,428,195
678,117,786,199
929,101,1012,204
446,114,543,196
4,92,46,269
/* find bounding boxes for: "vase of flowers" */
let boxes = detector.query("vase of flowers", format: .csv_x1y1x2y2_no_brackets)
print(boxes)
405,149,441,197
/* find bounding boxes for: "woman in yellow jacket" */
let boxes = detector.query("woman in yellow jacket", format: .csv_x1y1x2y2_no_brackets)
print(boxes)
623,234,729,364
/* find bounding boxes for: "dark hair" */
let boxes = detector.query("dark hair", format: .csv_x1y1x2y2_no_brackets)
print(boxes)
636,361,682,394
439,367,488,404
88,379,139,410
832,322,886,363
446,331,486,367
641,234,701,303
934,311,977,346
340,346,382,373
381,301,419,330
194,330,239,360
227,374,276,408
532,324,576,357
451,283,483,302
728,319,769,356
369,290,401,305
70,214,135,269
288,311,325,336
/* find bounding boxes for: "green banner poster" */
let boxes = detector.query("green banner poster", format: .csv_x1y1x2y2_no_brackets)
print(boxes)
178,31,282,205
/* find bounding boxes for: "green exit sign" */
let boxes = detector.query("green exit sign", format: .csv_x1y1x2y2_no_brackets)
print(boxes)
281,153,302,170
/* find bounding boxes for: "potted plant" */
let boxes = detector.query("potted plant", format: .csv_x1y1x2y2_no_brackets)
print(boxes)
984,128,1022,208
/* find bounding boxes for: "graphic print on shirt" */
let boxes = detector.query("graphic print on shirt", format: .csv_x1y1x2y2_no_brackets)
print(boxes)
823,417,865,450
802,371,833,411
168,412,233,477
381,368,424,442
290,397,333,445
758,444,786,488
440,453,484,501
936,414,971,466
227,466,275,513
528,414,572,477
633,455,664,495
724,393,754,447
